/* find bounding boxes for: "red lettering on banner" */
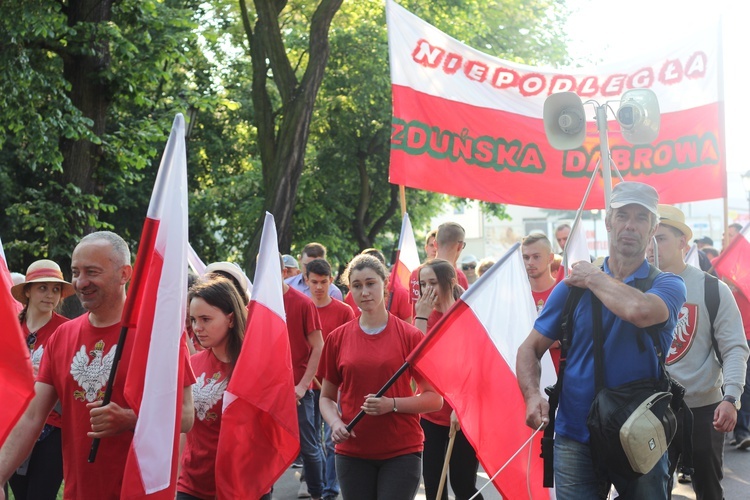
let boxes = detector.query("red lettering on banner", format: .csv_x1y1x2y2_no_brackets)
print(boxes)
633,148,654,171
465,61,489,82
628,68,654,88
429,130,450,154
519,73,546,96
496,144,520,167
685,52,707,79
412,40,445,68
491,68,518,89
653,144,673,167
578,76,599,97
550,75,576,94
453,131,473,160
476,140,494,163
602,74,627,97
675,141,698,163
407,126,427,149
701,140,719,162
392,122,406,145
660,59,683,85
443,53,463,74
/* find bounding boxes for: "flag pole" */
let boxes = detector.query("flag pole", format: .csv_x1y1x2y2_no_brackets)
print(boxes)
436,421,458,500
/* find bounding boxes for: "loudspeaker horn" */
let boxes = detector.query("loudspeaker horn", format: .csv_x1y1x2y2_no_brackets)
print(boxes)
616,88,660,145
543,91,586,151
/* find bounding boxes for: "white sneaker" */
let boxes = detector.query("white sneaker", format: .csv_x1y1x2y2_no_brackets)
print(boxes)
298,481,311,498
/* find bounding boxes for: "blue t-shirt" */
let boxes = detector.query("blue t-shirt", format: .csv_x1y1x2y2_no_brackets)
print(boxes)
534,259,686,443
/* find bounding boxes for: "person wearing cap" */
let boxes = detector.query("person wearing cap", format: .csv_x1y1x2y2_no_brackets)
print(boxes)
7,260,74,500
460,254,478,286
517,182,686,498
204,261,251,306
0,231,196,500
647,204,748,499
282,254,301,279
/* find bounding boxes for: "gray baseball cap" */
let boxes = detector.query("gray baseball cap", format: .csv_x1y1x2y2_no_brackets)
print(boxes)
282,254,299,269
609,182,658,215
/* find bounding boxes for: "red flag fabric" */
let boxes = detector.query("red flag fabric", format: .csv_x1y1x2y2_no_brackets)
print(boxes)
386,0,724,209
121,114,189,499
409,243,556,499
0,239,35,447
389,213,421,291
714,223,750,301
215,212,300,498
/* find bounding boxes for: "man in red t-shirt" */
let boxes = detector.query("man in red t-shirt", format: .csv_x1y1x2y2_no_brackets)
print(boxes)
522,233,561,372
282,258,326,500
306,259,354,500
0,231,195,500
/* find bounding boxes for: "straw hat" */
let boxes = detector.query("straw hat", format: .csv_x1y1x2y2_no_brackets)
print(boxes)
657,204,693,241
204,261,250,294
11,259,75,303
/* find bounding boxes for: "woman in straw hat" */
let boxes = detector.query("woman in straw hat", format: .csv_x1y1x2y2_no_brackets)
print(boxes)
8,259,74,500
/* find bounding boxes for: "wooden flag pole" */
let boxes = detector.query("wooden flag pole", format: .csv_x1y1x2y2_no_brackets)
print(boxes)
436,420,458,500
400,185,407,217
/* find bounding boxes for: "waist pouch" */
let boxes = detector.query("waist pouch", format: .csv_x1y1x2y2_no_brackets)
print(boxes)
586,378,677,480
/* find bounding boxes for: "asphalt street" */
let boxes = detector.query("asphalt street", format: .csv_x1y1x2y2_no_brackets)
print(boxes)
270,439,749,499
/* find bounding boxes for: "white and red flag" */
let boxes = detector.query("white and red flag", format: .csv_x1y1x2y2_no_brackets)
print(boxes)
215,212,300,498
684,243,701,270
713,223,750,301
390,212,421,290
386,0,724,209
563,220,591,276
409,243,556,499
121,114,189,499
0,237,35,448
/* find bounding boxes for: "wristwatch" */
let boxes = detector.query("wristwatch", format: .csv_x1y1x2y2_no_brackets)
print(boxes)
722,395,741,411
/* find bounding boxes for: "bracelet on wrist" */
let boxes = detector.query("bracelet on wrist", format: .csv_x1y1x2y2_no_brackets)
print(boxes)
415,316,428,321
392,397,398,412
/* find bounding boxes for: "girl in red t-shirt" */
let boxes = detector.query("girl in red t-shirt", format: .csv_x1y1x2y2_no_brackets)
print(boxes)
177,277,247,500
320,254,443,500
8,259,74,500
414,259,483,500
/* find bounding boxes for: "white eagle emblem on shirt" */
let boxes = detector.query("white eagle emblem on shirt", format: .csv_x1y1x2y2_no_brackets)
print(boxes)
666,303,698,365
192,371,228,422
70,340,117,402
30,346,44,367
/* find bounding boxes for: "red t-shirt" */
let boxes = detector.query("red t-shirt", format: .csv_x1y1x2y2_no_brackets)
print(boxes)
178,349,230,499
25,311,69,427
315,299,355,381
532,285,560,372
421,310,453,427
37,313,195,500
283,286,322,385
321,315,425,460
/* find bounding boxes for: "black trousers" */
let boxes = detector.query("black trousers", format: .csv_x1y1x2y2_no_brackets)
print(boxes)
421,418,483,500
8,426,63,500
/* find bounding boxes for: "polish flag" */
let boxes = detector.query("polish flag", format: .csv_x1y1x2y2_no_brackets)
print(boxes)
390,212,421,290
713,222,750,301
563,220,591,276
684,243,701,270
409,243,556,499
0,237,35,447
121,114,189,499
215,212,300,498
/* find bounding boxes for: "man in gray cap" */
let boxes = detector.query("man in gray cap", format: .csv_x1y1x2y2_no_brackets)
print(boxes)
517,182,687,498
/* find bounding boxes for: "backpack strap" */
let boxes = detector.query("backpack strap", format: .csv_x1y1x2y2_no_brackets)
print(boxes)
704,273,722,366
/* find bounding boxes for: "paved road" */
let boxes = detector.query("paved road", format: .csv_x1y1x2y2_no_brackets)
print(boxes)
270,439,749,499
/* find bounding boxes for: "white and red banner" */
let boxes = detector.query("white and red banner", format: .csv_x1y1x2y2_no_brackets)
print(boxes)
386,0,724,209
121,114,189,498
0,237,35,448
409,243,556,499
215,212,300,498
713,223,750,301
391,212,421,290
